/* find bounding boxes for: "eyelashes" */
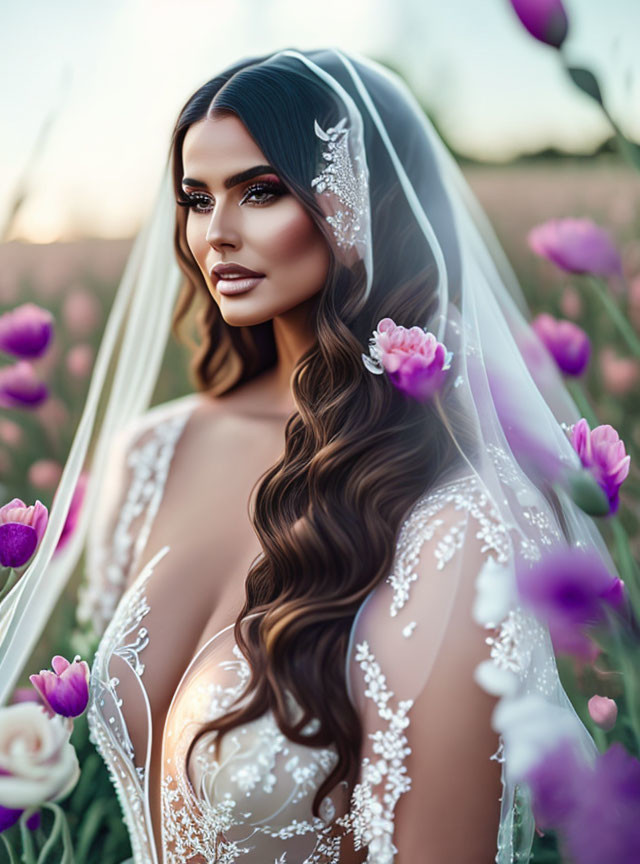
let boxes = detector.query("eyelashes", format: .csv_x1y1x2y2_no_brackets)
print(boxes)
176,180,286,214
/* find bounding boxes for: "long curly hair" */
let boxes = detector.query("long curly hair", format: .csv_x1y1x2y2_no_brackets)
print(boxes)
169,49,467,812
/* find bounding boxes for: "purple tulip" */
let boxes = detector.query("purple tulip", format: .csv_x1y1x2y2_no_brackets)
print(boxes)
0,498,48,568
571,419,630,514
0,800,40,834
531,313,591,376
526,739,640,864
509,0,569,49
362,317,452,402
528,219,623,278
0,303,54,359
516,546,625,661
29,655,90,718
0,361,49,409
0,801,22,833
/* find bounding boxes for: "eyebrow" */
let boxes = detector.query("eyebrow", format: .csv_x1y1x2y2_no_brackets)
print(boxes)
181,164,277,191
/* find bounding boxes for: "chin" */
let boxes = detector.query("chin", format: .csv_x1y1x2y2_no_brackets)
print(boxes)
215,301,275,328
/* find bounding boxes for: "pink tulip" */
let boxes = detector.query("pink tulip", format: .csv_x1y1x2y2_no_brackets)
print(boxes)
508,0,569,49
599,348,639,396
0,419,22,447
0,498,48,568
29,655,90,718
0,361,49,409
28,459,63,491
65,343,94,379
0,303,54,359
588,695,618,731
62,289,101,338
54,471,88,554
528,219,623,278
571,419,630,514
362,317,452,402
532,313,590,376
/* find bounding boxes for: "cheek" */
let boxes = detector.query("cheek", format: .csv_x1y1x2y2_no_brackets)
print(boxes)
255,203,328,275
185,220,207,269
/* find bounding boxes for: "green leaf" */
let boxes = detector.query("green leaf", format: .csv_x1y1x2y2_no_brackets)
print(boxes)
566,66,604,105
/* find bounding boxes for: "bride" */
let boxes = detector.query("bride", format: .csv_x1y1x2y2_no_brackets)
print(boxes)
4,47,607,863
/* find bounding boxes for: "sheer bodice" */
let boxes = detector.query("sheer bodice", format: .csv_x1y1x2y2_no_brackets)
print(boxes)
79,393,572,863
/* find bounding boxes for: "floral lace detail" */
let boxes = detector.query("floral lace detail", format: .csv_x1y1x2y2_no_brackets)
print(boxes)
78,408,193,638
161,637,341,864
388,473,510,620
337,641,412,864
87,544,170,864
485,607,559,699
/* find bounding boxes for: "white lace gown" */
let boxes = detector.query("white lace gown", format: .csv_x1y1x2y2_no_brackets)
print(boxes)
78,392,572,864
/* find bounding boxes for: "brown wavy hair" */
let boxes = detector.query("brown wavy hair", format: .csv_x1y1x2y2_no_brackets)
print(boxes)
169,50,467,812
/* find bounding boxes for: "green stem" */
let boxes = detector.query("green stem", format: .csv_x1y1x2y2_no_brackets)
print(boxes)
1,833,20,864
610,516,640,619
607,612,640,756
590,723,608,753
74,799,109,862
18,811,37,864
564,379,599,427
585,276,640,359
40,804,74,864
0,569,19,604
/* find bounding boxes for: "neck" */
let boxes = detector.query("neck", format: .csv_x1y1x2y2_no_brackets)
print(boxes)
267,296,318,414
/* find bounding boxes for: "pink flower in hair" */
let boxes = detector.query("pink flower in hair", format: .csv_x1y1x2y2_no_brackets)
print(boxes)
362,317,452,401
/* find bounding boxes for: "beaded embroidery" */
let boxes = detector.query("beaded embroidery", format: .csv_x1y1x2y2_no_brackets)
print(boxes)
310,117,368,250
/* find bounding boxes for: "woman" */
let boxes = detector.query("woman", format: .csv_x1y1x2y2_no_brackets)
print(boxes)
5,48,606,863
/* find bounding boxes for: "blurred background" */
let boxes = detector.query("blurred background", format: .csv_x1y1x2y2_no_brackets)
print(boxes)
1,2,639,859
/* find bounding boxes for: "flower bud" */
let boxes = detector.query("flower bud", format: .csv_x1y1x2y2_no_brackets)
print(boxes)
587,694,618,731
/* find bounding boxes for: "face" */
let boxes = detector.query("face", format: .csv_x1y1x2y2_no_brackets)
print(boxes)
180,113,331,328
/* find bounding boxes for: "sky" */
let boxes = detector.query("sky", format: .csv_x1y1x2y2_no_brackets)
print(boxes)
1,0,638,243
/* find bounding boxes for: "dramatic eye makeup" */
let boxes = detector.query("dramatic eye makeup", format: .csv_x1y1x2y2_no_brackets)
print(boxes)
177,165,287,214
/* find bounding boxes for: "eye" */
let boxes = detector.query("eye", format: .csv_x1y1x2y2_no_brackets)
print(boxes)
240,180,286,206
176,192,213,214
177,180,286,215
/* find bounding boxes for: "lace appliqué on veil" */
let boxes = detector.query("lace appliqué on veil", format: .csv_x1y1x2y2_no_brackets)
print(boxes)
87,545,170,864
78,411,191,638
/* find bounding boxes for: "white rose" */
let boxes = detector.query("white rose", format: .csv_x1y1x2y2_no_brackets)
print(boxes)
0,702,80,809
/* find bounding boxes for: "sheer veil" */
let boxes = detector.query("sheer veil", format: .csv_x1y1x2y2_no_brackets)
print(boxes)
0,47,611,861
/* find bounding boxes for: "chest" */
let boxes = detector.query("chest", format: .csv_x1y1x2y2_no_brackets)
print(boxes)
125,408,286,660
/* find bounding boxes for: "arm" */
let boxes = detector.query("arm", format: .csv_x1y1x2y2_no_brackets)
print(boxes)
345,482,509,863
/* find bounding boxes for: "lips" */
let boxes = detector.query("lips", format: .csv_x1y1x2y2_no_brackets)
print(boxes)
210,263,265,280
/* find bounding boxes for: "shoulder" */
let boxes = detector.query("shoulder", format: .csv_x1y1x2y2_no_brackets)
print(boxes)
347,472,515,705
115,391,206,454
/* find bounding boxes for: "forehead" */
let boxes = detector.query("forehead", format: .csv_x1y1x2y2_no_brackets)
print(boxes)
182,114,266,176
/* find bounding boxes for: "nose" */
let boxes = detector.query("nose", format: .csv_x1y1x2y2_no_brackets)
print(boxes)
205,202,241,252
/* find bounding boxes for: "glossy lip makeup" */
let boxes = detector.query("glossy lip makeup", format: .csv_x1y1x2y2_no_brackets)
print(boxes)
216,275,265,295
